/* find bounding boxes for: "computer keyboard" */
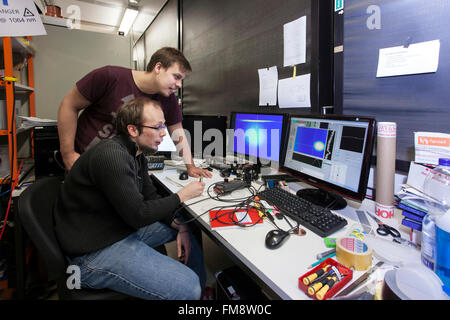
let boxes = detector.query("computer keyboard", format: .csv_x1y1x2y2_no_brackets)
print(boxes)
147,155,165,170
258,186,347,237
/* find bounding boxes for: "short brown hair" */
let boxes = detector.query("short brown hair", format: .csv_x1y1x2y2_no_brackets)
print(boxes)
114,97,162,136
146,47,192,73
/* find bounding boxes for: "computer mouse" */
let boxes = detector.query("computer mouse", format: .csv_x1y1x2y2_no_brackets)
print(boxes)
179,171,189,180
265,229,290,249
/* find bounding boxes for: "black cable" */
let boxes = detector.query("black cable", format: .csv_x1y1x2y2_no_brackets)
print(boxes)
171,180,259,226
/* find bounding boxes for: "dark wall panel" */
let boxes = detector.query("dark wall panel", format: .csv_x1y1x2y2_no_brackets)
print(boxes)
343,0,450,162
181,0,333,118
143,0,179,67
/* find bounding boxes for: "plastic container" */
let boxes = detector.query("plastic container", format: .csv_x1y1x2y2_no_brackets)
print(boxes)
421,158,450,272
395,263,449,300
436,215,450,296
421,213,436,270
298,258,353,300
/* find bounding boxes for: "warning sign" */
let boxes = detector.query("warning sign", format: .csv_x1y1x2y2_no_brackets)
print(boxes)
0,0,46,37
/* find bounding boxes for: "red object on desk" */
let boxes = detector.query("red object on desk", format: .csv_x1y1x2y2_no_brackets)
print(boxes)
209,208,263,230
298,258,353,300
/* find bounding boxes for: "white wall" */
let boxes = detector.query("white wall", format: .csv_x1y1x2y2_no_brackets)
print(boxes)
32,24,132,120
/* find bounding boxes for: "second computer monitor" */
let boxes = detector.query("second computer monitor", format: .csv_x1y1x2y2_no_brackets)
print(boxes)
230,112,287,165
281,114,376,208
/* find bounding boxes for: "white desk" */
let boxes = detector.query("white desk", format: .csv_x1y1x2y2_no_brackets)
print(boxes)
152,167,412,300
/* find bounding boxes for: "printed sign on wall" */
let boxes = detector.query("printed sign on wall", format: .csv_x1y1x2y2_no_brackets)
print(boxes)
0,0,46,37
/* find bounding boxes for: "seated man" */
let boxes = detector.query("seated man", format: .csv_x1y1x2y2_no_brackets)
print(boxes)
54,97,206,299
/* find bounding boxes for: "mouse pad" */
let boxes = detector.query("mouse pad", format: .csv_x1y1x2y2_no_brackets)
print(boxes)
209,209,263,230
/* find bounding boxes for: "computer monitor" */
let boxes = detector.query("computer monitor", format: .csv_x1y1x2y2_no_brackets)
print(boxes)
230,112,288,165
281,114,376,209
156,127,177,156
182,115,228,159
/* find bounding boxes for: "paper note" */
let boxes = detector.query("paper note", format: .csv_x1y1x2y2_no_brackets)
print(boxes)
278,73,311,108
258,66,278,106
283,16,307,67
0,0,47,37
376,40,440,78
414,132,450,165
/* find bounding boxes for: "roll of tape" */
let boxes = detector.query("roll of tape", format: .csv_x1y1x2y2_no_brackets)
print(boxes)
336,237,372,271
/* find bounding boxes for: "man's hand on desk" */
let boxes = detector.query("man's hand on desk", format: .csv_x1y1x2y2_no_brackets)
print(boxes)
186,165,212,179
177,181,205,203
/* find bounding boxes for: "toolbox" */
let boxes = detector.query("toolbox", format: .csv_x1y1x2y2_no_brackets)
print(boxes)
298,258,353,300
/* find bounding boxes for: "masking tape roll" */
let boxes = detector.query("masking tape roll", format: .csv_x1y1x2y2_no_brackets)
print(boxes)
336,237,372,271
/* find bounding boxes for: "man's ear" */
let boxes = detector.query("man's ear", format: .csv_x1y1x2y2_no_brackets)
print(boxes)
127,124,139,138
154,62,162,74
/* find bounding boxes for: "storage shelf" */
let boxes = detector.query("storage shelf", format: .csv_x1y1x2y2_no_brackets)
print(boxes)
0,81,34,93
1,36,36,186
0,37,35,57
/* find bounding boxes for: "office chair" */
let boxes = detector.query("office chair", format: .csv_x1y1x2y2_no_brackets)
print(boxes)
17,176,129,300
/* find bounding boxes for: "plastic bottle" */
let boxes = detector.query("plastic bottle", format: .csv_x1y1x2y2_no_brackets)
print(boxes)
421,158,450,272
421,213,436,270
432,158,450,295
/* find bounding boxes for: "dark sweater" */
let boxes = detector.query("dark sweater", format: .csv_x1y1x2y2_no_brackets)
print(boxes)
54,134,181,256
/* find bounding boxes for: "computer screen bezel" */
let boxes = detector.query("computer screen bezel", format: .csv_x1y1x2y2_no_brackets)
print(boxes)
229,111,289,165
280,113,376,203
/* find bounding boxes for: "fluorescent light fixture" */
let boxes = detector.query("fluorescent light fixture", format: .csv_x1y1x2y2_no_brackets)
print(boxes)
118,7,138,36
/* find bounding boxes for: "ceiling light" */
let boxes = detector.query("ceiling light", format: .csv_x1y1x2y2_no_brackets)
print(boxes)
118,7,138,36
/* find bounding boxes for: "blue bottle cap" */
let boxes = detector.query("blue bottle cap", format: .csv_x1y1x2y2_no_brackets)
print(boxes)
438,158,450,166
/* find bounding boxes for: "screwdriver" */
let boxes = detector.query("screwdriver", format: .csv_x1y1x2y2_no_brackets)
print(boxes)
303,265,331,285
316,276,338,300
308,275,335,296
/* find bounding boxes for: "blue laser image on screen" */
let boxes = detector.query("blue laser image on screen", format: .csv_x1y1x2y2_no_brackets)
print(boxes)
233,113,284,162
293,127,328,159
294,127,328,159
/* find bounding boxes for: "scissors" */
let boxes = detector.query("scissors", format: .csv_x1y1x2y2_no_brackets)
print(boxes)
366,211,401,238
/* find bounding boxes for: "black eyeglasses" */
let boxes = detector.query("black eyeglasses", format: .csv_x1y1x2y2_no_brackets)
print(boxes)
138,124,167,132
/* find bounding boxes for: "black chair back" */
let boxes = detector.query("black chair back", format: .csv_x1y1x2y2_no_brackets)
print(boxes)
17,176,128,300
17,176,65,282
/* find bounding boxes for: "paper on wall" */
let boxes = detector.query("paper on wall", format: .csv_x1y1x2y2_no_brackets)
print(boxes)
283,16,306,67
258,66,278,106
376,40,440,78
278,73,311,108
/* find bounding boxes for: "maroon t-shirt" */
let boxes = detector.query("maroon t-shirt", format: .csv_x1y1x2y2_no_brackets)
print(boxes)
75,65,182,153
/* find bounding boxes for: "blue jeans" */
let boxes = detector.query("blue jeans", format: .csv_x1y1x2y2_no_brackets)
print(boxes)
68,222,206,300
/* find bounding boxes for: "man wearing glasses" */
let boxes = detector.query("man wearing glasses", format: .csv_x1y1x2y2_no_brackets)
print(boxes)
57,47,211,179
54,97,206,299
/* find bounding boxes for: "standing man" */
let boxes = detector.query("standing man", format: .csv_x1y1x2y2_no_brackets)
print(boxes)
54,97,206,299
57,47,211,178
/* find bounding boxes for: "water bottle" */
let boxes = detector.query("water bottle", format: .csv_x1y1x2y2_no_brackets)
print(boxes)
421,213,436,270
421,158,450,273
432,158,450,295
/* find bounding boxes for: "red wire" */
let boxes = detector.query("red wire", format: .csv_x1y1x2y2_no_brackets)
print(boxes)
0,159,26,241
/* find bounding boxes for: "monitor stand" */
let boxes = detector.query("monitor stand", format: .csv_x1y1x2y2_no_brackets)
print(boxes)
296,188,347,210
